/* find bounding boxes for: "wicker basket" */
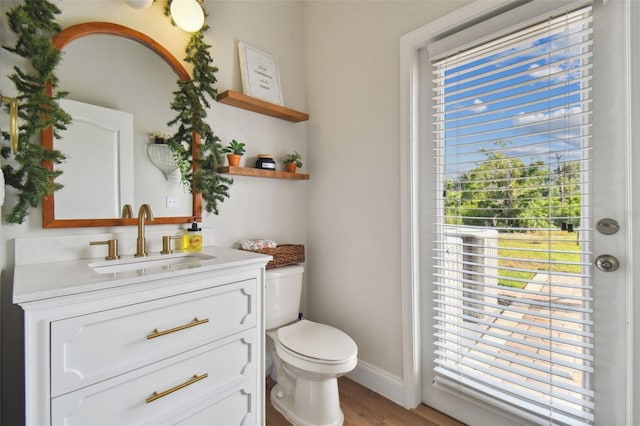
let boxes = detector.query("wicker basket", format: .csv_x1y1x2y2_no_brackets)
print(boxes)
244,244,305,269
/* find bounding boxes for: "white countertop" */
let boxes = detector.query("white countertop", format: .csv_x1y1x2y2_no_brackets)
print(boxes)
13,246,271,304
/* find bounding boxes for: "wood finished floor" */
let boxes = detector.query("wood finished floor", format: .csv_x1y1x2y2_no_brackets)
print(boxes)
266,376,465,426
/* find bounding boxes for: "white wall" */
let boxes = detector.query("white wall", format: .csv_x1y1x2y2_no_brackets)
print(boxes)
303,0,468,388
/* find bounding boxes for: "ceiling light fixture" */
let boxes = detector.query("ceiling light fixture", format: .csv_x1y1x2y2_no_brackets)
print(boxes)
124,0,153,10
170,0,205,33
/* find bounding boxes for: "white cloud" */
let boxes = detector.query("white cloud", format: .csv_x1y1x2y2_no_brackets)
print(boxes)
528,61,584,83
471,99,487,113
513,106,585,141
515,107,582,126
528,63,565,80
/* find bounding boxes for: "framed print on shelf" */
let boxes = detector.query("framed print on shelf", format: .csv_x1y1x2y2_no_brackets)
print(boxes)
238,41,283,106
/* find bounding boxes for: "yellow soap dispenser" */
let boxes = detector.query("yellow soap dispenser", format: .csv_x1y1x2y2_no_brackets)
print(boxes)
184,219,202,252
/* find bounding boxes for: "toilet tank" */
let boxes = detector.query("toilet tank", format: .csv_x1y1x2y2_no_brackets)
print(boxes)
265,265,304,330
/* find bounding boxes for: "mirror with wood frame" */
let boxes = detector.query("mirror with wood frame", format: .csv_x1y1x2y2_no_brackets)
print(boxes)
42,22,201,228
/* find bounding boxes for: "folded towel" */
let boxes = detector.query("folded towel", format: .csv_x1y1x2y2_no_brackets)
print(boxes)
239,239,278,251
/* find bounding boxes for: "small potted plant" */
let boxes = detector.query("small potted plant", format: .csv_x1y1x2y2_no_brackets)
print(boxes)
223,139,246,167
284,151,303,173
151,133,170,144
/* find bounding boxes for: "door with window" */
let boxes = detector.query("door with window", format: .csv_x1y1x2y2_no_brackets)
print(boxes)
419,1,629,425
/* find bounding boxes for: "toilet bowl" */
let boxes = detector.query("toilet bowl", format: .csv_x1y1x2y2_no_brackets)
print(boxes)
265,266,358,426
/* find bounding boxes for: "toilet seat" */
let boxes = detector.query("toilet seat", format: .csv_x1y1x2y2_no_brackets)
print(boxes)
277,320,357,362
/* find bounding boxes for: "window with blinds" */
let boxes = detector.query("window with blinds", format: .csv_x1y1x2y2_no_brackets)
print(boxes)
431,4,593,425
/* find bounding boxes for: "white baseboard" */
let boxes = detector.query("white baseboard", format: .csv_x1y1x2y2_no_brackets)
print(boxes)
346,359,405,407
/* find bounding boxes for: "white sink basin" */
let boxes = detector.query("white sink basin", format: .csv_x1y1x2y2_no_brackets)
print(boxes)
89,252,216,274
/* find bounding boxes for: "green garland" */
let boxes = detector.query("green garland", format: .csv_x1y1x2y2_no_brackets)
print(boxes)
2,0,70,224
165,2,232,215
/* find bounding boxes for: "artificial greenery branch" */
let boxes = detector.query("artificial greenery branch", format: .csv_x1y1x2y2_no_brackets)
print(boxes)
165,2,232,215
2,0,70,224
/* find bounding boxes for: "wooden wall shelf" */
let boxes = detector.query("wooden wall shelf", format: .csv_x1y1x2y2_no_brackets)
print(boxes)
216,90,309,122
218,166,309,180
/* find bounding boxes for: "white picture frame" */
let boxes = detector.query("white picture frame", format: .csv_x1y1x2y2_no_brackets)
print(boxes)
238,41,283,106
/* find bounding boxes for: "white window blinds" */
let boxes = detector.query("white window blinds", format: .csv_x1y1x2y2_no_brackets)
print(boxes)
431,4,594,425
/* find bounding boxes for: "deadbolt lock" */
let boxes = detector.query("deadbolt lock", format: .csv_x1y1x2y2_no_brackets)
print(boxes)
596,218,620,235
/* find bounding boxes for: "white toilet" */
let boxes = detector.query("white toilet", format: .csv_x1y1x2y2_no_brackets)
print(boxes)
265,265,358,426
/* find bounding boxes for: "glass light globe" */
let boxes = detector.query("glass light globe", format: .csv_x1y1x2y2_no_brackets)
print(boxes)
125,0,153,9
170,0,205,33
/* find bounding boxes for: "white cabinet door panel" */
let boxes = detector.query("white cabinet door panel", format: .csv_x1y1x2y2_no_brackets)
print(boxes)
51,330,256,426
51,279,256,396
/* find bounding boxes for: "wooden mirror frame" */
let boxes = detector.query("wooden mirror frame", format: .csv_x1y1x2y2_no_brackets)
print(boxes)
42,22,202,228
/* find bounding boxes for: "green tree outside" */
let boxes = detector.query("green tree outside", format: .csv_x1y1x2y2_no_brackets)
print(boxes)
444,147,582,230
444,144,583,287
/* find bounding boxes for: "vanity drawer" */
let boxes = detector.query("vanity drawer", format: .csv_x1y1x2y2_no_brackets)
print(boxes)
152,382,257,426
52,330,257,426
51,278,257,397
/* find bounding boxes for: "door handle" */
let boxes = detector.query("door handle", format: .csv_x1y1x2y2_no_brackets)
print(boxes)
595,254,620,272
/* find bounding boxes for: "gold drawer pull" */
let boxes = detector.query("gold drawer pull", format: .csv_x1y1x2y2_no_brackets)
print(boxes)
146,317,209,340
146,373,208,404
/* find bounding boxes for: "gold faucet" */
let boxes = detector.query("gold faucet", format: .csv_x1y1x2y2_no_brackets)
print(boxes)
135,204,154,257
121,204,134,219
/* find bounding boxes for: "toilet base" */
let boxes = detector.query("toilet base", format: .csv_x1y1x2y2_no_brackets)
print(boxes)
271,379,344,426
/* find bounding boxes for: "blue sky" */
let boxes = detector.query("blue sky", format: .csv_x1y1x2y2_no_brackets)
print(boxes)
437,15,592,178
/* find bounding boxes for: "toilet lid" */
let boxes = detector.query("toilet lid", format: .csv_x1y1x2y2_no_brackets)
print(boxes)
278,320,357,361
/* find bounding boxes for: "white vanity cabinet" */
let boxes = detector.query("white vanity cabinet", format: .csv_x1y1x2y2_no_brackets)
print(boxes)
13,246,269,426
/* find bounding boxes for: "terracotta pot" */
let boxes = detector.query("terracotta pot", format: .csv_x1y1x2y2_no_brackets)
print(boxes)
285,163,297,173
227,154,241,167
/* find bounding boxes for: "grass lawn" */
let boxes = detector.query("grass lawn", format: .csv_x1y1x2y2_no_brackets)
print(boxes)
498,231,583,288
